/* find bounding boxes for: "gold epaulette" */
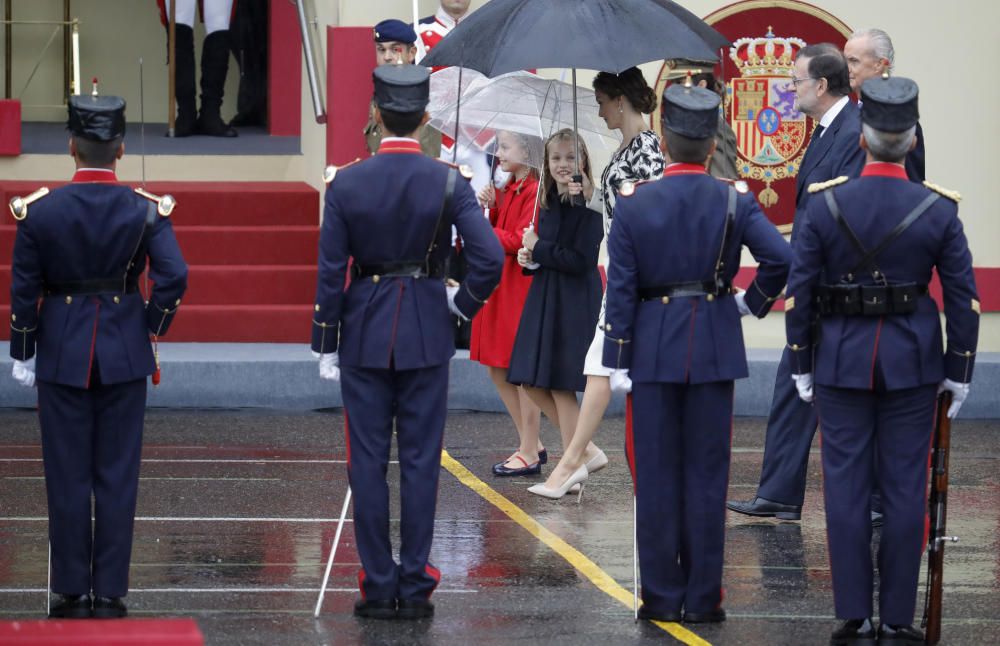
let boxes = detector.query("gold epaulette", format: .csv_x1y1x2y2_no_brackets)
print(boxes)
434,158,474,180
324,158,361,185
619,178,657,197
807,176,849,194
8,187,50,221
923,181,961,202
719,178,750,194
134,187,176,217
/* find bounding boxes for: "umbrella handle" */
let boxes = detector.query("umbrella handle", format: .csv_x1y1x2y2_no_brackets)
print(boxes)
570,174,584,207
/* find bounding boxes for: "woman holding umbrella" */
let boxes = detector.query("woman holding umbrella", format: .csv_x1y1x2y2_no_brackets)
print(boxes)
533,67,665,497
471,130,547,476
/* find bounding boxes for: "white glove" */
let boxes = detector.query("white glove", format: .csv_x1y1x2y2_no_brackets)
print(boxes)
318,353,340,381
12,358,36,388
734,290,752,317
446,284,469,321
937,378,970,419
791,372,813,403
609,369,632,394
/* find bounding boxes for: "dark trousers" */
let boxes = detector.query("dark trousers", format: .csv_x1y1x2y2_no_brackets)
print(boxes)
816,383,936,624
630,380,734,614
757,348,818,506
340,362,449,601
37,377,147,598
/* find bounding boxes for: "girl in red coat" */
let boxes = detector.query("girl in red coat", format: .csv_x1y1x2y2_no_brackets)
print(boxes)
472,130,544,476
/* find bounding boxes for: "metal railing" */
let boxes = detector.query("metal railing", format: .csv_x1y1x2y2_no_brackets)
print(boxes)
2,0,80,104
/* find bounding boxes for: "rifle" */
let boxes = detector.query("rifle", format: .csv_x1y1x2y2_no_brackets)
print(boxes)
921,390,959,645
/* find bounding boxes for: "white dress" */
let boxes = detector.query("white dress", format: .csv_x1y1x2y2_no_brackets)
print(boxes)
582,130,665,376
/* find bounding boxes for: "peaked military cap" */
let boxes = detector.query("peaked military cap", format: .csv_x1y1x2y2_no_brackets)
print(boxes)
661,83,719,139
860,74,919,133
68,94,126,142
374,19,417,45
373,64,430,113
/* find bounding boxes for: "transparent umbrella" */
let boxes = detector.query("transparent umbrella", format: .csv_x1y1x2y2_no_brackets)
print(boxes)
427,69,621,170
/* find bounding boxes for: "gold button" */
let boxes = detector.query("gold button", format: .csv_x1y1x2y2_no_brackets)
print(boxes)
320,322,327,328
65,296,72,304
10,314,15,322
175,298,182,306
661,296,669,304
605,323,612,332
791,344,800,350
113,296,120,304
372,275,381,284
618,339,624,345
965,351,972,357
315,304,320,312
706,294,715,302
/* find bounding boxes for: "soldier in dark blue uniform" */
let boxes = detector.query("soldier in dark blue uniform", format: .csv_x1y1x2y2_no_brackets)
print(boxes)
8,91,188,618
784,75,978,645
311,64,503,620
601,82,791,623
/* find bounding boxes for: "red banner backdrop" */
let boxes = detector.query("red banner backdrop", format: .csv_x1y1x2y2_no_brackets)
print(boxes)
654,0,852,232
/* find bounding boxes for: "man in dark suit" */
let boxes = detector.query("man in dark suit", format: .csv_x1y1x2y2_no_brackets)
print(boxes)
785,75,977,645
602,82,791,623
728,44,864,521
9,92,188,618
844,28,925,182
311,64,503,620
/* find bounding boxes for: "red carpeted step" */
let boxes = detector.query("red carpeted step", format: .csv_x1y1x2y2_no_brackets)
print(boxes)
1,180,319,227
184,265,317,304
173,226,318,265
162,304,315,342
0,618,204,645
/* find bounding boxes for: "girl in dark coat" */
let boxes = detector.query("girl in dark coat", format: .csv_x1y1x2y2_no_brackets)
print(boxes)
507,130,605,497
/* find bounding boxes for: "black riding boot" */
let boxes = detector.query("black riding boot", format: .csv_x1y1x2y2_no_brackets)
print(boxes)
172,24,197,137
197,30,238,137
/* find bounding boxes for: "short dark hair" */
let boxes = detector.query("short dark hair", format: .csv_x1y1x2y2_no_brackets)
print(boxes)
798,44,851,97
73,136,122,166
378,107,425,137
663,130,713,164
593,67,658,114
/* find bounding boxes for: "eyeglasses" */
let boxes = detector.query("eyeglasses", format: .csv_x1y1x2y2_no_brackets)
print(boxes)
790,77,816,87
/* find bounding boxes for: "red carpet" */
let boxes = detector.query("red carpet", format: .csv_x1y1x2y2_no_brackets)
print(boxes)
1,181,320,343
0,618,203,645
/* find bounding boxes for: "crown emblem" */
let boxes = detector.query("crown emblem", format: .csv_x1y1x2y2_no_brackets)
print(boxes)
729,27,806,77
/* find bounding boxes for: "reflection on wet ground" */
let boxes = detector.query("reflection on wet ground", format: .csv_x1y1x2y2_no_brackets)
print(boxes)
1,409,997,644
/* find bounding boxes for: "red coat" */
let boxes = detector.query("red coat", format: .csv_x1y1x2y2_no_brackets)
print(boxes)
470,174,539,368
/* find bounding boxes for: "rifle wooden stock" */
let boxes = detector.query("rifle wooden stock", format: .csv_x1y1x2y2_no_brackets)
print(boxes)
922,390,953,645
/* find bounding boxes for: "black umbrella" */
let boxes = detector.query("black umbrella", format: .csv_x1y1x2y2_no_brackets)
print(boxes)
420,0,730,75
421,0,730,202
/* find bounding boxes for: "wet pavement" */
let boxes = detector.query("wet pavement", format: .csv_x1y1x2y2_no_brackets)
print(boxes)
1,408,998,645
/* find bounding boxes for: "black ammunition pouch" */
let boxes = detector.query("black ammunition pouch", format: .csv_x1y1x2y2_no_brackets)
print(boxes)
816,282,927,316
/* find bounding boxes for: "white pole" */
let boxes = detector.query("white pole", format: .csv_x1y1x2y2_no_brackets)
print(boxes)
71,21,80,95
633,495,639,620
313,486,353,617
413,0,426,63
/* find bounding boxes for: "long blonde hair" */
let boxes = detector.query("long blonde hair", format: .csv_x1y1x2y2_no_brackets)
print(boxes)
540,129,594,209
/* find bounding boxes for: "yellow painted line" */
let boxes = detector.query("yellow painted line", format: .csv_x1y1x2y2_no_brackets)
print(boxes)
440,450,711,646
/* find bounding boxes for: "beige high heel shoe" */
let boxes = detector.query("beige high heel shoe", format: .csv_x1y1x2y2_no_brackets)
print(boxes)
527,465,589,502
585,448,608,473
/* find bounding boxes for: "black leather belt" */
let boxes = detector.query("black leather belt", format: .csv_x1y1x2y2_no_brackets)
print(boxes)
816,283,927,316
44,279,139,297
352,262,445,280
639,281,734,301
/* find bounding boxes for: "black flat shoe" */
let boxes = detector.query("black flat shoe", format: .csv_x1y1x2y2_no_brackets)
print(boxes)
683,608,726,623
538,448,548,465
92,596,127,618
830,618,876,645
353,598,396,619
637,605,681,622
397,598,434,620
48,593,91,618
492,454,541,477
877,623,923,644
726,496,802,520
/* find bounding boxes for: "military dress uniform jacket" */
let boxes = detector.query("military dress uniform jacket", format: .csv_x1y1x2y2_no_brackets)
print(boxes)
311,139,503,369
9,170,188,388
601,165,792,383
785,163,979,389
